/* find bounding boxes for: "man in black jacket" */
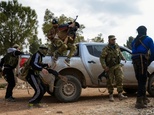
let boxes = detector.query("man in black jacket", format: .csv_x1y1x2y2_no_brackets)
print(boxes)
26,45,49,108
0,44,23,102
26,45,67,108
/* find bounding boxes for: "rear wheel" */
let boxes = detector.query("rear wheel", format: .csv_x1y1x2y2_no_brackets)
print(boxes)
54,75,82,102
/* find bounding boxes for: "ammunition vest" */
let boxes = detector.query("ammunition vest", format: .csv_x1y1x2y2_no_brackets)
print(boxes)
105,45,121,67
4,52,19,69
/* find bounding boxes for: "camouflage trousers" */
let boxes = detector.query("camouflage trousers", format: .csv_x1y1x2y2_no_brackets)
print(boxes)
67,43,76,58
51,39,76,58
107,65,124,94
50,39,67,56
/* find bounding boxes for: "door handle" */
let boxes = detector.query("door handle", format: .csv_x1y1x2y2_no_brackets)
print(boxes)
88,60,96,64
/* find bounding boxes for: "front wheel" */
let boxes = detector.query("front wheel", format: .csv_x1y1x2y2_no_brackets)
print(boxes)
54,75,82,102
147,75,154,96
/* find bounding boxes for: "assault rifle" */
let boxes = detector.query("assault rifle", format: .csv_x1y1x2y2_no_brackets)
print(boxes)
98,71,108,84
64,16,78,44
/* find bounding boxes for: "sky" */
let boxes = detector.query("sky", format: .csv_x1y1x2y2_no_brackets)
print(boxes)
2,0,154,45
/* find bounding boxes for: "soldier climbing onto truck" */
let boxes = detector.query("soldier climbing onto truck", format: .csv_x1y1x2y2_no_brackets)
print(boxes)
47,16,80,66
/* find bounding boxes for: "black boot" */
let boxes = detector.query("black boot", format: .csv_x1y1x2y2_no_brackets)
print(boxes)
143,95,150,105
135,96,147,109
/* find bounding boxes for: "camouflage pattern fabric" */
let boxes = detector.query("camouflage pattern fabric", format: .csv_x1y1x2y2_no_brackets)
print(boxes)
100,43,124,68
107,64,124,94
52,39,67,56
47,26,59,41
67,43,76,58
100,43,125,94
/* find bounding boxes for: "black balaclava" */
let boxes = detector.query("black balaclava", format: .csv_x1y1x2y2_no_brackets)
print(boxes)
135,25,147,48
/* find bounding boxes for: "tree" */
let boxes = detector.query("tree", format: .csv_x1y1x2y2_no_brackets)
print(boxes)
91,33,104,42
0,0,38,55
124,36,134,50
42,9,85,44
29,35,42,54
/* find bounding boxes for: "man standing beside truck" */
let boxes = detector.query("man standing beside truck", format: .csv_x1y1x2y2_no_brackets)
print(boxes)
100,35,127,102
131,25,154,109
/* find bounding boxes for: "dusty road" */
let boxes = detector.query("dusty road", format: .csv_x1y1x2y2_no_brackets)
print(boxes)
0,78,154,115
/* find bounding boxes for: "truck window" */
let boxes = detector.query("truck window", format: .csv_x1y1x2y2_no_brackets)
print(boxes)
87,45,105,57
121,50,132,61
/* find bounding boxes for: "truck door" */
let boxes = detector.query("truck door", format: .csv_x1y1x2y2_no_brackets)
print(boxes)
81,44,105,85
120,49,137,84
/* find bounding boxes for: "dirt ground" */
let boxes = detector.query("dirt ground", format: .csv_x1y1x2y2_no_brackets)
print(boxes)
0,78,154,115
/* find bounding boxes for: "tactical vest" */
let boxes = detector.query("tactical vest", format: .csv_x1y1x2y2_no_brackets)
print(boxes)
4,52,19,68
48,27,59,40
105,45,121,67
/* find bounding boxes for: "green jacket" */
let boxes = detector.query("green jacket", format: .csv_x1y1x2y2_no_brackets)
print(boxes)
100,43,125,68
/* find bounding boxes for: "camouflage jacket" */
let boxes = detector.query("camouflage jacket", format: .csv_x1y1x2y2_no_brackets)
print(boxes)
100,43,125,68
47,26,59,41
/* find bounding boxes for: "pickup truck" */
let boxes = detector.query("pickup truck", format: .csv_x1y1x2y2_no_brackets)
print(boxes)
19,42,154,102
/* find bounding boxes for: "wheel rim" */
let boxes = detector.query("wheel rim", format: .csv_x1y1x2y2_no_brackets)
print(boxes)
62,82,75,96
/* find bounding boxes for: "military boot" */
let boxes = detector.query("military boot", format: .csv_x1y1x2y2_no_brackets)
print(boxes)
143,96,150,105
109,94,114,102
118,93,128,100
135,97,147,109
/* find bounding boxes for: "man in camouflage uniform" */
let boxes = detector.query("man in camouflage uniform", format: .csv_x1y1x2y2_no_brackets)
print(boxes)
48,19,80,66
47,19,67,60
59,21,80,65
100,35,127,102
0,44,23,102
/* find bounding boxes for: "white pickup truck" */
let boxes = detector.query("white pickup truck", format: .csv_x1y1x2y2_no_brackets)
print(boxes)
20,42,154,102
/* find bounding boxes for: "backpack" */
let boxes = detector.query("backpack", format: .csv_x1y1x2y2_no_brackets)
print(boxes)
18,54,32,81
4,52,19,68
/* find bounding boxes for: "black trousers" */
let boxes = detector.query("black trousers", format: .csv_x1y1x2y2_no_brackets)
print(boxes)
132,57,148,97
3,68,16,99
26,70,46,104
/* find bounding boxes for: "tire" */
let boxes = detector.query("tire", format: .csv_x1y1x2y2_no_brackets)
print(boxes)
147,75,154,97
123,88,137,94
54,75,82,102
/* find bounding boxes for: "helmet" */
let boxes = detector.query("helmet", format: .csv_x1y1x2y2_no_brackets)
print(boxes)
13,44,20,49
39,44,48,56
75,22,80,28
52,19,58,24
39,44,48,50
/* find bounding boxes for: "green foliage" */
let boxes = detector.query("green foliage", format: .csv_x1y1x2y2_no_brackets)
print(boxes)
124,36,134,50
0,0,38,55
29,35,42,54
91,33,104,42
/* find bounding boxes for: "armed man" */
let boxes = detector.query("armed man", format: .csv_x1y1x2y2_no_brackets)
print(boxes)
131,26,154,109
47,17,80,66
47,18,67,58
0,44,23,102
100,35,127,102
